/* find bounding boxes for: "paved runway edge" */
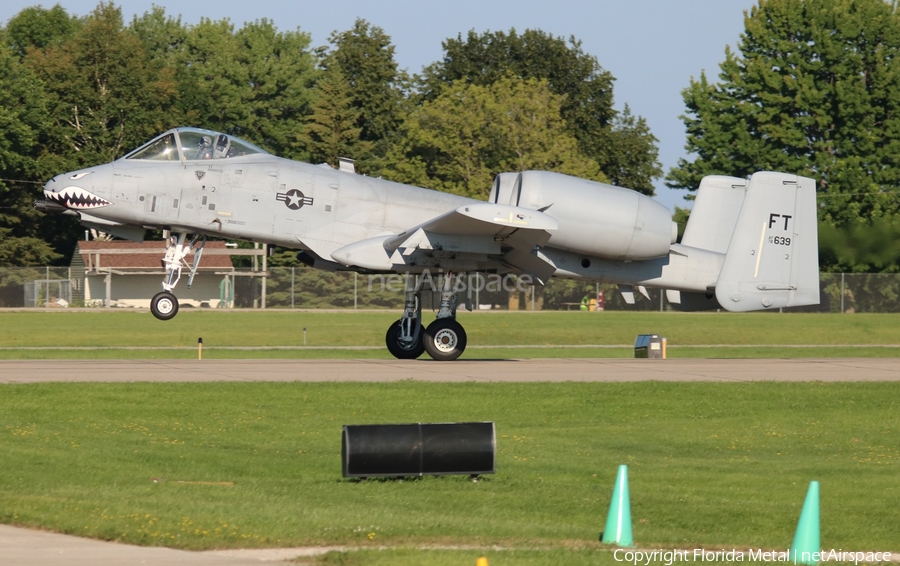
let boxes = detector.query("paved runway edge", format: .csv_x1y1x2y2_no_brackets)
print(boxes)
0,524,273,566
1,358,899,383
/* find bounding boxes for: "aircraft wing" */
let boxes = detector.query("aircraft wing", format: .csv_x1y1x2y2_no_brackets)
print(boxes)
330,203,559,282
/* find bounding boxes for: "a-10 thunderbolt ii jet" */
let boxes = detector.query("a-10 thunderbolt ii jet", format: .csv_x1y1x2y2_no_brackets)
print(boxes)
39,127,820,360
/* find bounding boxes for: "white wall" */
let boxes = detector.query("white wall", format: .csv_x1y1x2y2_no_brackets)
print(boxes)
84,273,229,308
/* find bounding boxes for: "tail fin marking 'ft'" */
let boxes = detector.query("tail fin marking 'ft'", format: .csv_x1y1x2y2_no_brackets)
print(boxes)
714,172,819,312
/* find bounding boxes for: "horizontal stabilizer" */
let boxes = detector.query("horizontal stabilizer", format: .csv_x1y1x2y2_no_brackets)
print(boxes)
619,285,636,305
667,289,722,311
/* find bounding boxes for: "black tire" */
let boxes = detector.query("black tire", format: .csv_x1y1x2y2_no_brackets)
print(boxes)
423,318,467,361
385,319,425,359
150,291,179,321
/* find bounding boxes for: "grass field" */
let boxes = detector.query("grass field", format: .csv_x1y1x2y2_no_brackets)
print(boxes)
1,309,899,359
1,382,898,558
1,310,898,565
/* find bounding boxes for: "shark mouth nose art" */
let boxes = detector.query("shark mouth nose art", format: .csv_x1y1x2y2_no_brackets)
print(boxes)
44,186,112,209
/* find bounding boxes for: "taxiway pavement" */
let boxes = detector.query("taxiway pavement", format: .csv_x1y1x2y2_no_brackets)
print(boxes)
1,357,900,384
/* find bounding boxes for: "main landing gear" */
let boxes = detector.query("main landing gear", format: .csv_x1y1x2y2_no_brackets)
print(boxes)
150,232,205,321
385,273,469,361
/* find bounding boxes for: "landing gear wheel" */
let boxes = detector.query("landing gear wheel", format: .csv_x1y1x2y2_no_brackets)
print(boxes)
424,319,467,361
150,291,179,321
385,319,425,359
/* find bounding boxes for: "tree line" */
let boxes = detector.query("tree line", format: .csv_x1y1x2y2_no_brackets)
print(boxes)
1,0,900,275
670,0,900,273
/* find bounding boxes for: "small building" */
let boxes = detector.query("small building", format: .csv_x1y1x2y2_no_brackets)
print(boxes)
72,240,236,308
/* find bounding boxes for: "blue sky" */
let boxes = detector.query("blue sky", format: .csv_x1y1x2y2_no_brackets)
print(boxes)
1,0,758,211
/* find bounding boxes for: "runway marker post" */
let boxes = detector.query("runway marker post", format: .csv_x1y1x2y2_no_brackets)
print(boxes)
198,337,203,360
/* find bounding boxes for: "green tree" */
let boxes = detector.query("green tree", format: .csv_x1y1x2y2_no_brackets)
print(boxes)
421,28,660,194
130,7,193,124
0,33,75,264
602,105,662,191
672,206,692,243
5,2,180,261
305,65,371,168
175,17,317,158
819,219,900,273
382,76,602,198
668,0,900,226
0,228,60,265
0,40,45,184
323,19,407,155
4,4,79,59
24,2,177,166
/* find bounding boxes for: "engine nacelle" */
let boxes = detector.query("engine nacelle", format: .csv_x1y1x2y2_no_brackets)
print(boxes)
493,171,676,261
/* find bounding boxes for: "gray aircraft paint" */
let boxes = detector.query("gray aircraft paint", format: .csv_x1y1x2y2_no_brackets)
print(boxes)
40,127,820,342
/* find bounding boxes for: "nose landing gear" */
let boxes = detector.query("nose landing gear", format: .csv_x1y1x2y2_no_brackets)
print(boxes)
150,232,205,321
150,291,179,320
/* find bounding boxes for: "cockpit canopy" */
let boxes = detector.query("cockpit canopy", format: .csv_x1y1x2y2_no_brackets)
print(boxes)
122,127,270,162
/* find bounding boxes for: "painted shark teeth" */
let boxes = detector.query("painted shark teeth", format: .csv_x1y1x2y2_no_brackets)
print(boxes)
44,186,112,210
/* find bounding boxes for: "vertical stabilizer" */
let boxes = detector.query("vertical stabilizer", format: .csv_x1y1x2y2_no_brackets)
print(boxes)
668,175,745,311
680,176,746,253
714,172,819,311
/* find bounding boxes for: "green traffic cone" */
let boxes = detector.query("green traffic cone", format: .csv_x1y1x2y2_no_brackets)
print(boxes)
601,464,633,546
790,481,820,565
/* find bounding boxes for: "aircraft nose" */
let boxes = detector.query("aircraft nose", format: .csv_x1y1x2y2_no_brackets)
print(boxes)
43,175,58,195
41,170,112,210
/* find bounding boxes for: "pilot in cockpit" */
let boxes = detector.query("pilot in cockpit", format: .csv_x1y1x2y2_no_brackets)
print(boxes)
196,136,213,159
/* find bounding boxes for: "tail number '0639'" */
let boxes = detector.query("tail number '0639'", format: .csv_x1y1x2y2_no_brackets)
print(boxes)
768,236,791,246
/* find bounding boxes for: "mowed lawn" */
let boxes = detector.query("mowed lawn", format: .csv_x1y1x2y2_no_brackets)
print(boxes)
0,310,899,359
1,310,898,564
0,381,897,555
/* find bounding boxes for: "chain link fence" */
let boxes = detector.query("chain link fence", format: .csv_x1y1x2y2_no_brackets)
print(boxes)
2,266,899,312
1,267,73,308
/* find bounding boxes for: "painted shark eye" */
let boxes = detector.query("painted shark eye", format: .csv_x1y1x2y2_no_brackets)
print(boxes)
69,171,93,180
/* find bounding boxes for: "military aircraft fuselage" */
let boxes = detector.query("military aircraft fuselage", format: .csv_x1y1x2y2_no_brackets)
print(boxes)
40,127,821,360
43,127,712,291
54,154,467,254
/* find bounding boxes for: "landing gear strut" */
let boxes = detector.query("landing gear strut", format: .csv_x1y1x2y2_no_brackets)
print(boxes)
385,272,469,361
150,232,205,321
385,273,425,359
